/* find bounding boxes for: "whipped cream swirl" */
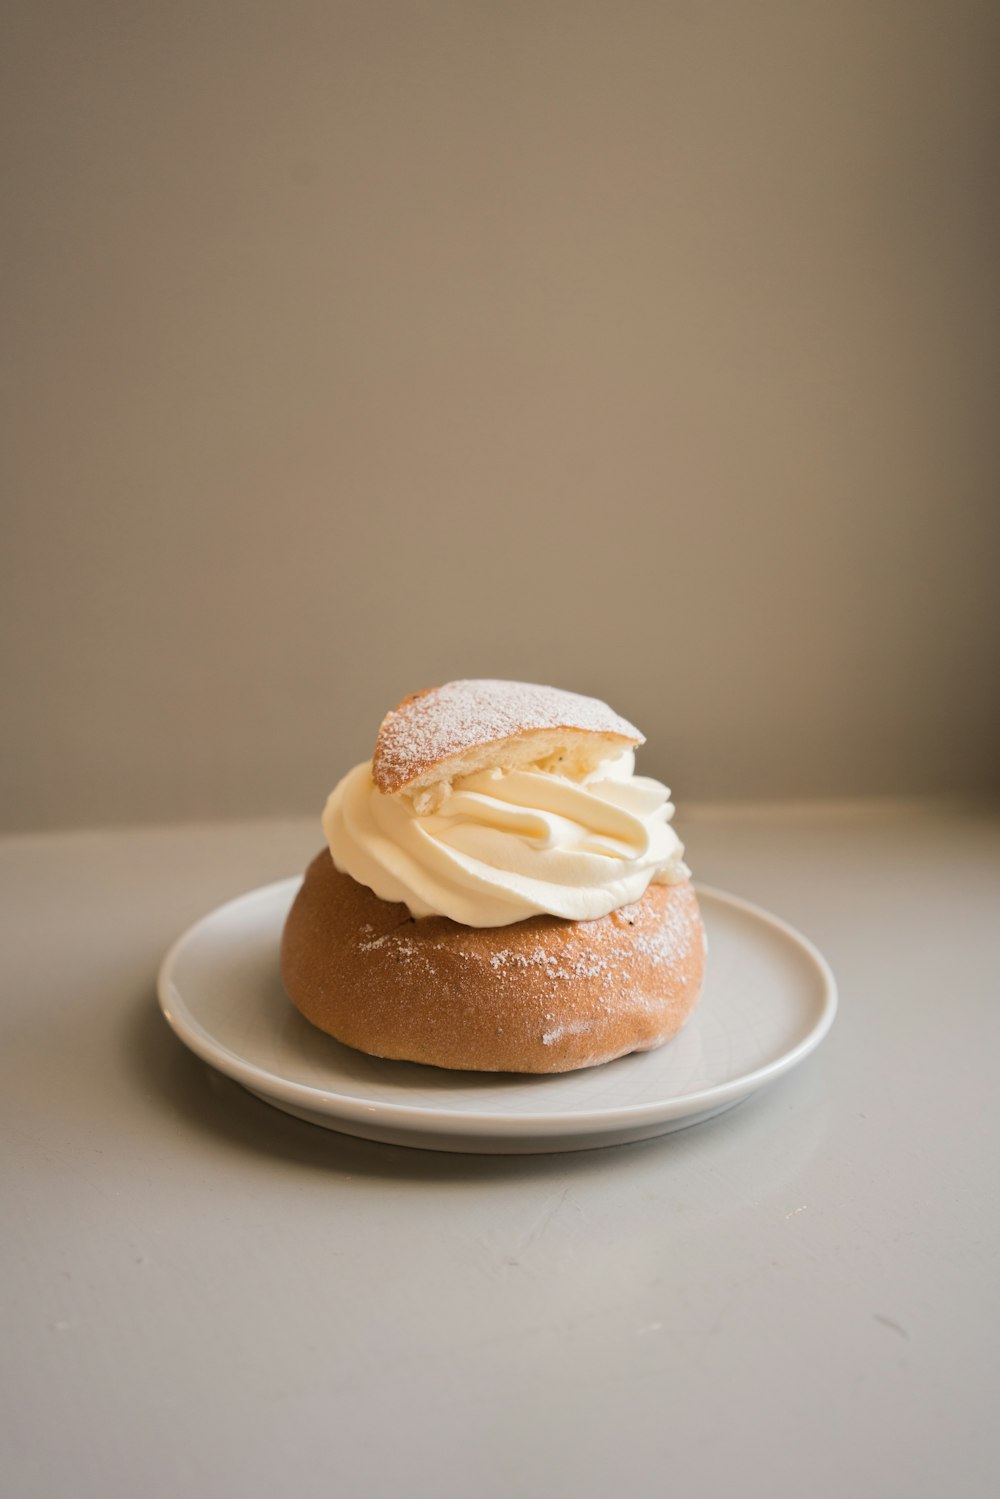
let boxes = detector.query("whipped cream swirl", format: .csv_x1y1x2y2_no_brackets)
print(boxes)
322,750,689,928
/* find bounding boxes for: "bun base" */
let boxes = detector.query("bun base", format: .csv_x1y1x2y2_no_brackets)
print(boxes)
281,853,706,1074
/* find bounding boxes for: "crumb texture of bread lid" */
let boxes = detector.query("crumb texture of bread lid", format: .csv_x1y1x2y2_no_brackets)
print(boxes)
281,852,705,1074
373,679,644,796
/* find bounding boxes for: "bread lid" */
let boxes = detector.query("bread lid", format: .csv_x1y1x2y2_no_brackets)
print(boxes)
372,679,643,798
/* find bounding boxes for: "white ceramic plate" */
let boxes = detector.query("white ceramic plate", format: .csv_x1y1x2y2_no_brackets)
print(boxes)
157,880,836,1154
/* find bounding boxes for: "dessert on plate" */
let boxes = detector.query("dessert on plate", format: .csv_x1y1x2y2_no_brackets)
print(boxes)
281,679,705,1073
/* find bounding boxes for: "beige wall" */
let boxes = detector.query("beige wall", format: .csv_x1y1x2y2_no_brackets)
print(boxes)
3,2,998,831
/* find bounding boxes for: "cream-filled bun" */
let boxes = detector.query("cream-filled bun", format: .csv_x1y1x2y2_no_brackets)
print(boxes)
281,680,705,1073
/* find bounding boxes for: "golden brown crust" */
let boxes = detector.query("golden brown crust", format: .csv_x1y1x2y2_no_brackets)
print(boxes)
281,852,706,1074
372,679,643,796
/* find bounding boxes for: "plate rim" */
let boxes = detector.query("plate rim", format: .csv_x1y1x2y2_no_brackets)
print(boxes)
157,877,837,1138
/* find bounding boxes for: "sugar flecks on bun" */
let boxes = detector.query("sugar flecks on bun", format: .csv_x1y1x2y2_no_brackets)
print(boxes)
281,678,705,1074
282,853,705,1074
373,678,643,798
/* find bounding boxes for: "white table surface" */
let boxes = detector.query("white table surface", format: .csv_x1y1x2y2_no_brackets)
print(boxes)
2,802,998,1499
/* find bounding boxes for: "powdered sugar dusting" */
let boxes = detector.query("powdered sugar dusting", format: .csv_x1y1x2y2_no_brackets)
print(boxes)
286,840,707,1072
542,1019,594,1046
373,679,643,794
358,930,419,958
347,894,695,1000
485,942,610,982
334,876,702,1069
